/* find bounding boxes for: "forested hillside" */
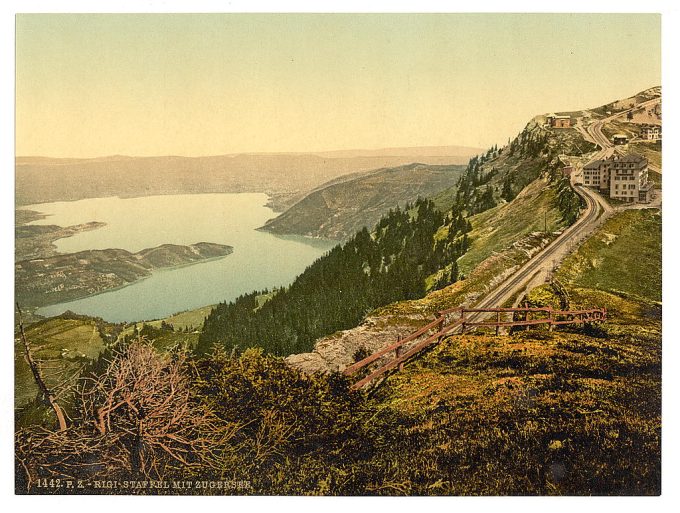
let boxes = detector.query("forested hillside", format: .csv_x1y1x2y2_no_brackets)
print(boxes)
198,199,471,355
433,120,595,213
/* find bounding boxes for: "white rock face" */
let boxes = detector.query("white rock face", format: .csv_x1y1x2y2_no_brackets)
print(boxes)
285,316,420,374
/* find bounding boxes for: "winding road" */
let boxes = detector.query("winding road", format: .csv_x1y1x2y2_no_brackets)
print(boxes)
584,97,661,161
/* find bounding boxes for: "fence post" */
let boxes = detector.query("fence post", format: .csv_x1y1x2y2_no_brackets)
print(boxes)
495,310,501,336
396,335,404,372
548,308,554,332
437,315,445,343
460,308,466,333
524,302,530,331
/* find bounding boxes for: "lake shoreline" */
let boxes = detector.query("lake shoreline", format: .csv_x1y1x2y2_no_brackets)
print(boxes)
21,193,335,323
20,243,234,312
34,251,234,321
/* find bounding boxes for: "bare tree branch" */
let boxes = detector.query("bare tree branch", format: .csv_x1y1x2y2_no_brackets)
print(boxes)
16,303,67,432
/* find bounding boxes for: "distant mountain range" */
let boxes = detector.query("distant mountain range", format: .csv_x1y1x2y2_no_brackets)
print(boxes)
15,146,482,208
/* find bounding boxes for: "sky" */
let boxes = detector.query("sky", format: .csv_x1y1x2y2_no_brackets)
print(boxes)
16,13,661,157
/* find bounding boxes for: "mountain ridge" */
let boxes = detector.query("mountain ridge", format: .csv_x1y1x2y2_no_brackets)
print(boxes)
16,151,480,209
259,163,466,240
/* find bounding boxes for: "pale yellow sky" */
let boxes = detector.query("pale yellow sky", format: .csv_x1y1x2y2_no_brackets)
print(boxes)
16,13,661,157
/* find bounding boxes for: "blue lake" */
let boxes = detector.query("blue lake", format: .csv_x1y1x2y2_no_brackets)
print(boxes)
24,193,336,322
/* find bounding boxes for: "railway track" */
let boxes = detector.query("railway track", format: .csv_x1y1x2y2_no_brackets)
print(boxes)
344,106,648,388
345,184,607,389
585,97,661,160
468,184,601,318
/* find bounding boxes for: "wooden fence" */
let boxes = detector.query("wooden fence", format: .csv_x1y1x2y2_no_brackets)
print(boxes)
343,305,606,390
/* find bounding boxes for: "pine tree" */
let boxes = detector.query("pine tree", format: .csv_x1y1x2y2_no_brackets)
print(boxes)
501,176,514,202
450,260,459,283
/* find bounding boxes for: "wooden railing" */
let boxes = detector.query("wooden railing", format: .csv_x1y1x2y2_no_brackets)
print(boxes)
343,305,606,390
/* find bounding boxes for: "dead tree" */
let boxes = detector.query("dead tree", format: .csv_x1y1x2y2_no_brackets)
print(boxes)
16,304,67,431
77,340,221,477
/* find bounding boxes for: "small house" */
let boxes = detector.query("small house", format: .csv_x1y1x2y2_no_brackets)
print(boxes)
612,134,629,145
551,115,571,128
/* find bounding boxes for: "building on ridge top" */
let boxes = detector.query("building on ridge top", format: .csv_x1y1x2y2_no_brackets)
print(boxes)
545,113,572,128
612,134,629,145
582,152,653,204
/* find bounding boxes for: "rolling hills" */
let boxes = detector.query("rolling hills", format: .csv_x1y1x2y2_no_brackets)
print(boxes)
259,163,466,240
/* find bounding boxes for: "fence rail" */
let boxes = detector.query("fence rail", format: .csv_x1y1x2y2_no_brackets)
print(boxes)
343,305,606,390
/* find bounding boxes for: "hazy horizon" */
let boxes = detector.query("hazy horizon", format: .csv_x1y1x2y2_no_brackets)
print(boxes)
16,13,660,158
15,143,486,160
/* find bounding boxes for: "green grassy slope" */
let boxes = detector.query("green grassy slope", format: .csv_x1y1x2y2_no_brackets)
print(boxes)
557,209,661,302
600,119,639,142
15,317,107,408
457,177,565,275
363,203,662,496
147,304,216,331
15,313,203,411
366,304,660,494
629,141,662,172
